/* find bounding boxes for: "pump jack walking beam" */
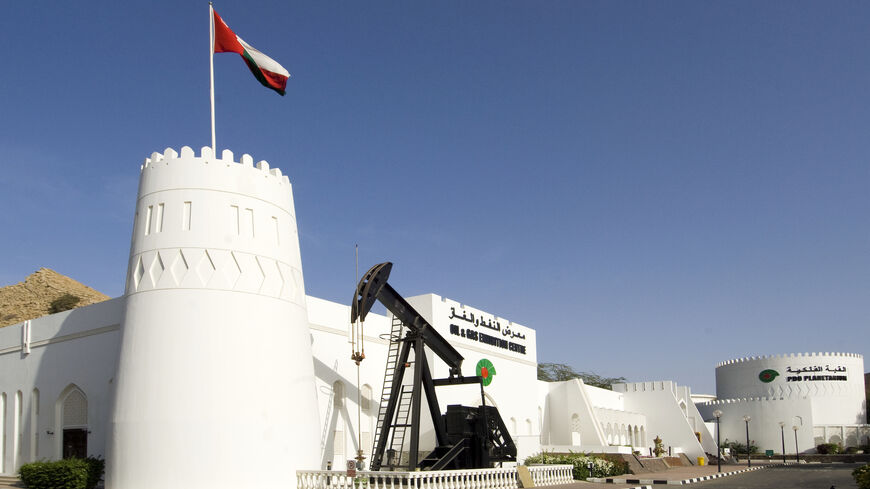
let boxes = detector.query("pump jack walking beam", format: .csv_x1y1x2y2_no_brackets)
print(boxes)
352,262,464,375
353,262,471,470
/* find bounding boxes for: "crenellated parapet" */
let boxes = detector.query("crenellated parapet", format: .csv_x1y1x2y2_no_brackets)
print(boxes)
142,146,289,183
612,381,676,394
716,352,863,368
699,397,789,406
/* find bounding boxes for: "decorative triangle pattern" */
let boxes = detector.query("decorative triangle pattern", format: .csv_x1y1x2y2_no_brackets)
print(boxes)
227,252,243,289
128,247,303,305
258,257,281,296
133,257,145,292
275,260,285,298
149,252,165,287
169,249,188,286
196,250,216,286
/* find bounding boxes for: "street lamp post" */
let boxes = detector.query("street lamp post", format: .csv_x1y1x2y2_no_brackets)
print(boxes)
778,422,786,463
743,415,751,467
713,409,723,473
792,425,800,463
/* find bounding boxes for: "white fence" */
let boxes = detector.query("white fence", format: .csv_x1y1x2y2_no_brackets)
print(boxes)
297,465,574,489
526,465,574,486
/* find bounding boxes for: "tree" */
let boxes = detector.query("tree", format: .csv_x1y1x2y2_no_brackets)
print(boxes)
537,362,626,390
49,293,80,314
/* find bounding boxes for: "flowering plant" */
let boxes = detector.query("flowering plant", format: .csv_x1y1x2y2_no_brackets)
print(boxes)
524,451,627,479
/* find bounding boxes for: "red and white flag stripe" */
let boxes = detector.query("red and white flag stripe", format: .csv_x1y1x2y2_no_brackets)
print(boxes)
212,7,290,96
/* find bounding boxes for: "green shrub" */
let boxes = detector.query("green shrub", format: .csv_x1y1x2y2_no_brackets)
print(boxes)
596,453,631,475
816,443,842,454
19,459,88,489
524,451,627,479
720,440,759,455
49,294,80,314
853,464,870,489
84,457,105,489
19,457,104,489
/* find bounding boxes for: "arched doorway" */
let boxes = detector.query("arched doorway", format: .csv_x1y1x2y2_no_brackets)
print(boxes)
1,392,6,474
58,385,88,459
570,413,581,446
30,389,39,461
332,381,345,464
360,384,373,459
14,391,22,470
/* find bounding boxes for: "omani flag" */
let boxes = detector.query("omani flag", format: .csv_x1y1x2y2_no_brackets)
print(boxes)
212,8,290,96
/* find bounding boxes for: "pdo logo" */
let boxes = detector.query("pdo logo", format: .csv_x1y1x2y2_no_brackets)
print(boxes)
758,369,779,383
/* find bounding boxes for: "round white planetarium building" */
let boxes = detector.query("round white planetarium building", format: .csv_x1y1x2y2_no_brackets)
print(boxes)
697,353,868,454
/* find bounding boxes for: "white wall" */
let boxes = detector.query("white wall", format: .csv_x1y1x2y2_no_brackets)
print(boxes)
1,289,548,475
615,381,712,462
407,295,540,446
696,398,815,454
543,379,607,449
307,295,391,469
584,384,625,411
0,299,122,475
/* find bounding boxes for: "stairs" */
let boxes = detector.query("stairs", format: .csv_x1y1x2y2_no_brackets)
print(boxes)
482,404,517,461
419,439,468,470
369,316,406,470
0,476,22,488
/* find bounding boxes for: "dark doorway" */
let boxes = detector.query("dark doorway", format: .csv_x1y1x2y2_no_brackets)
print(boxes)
62,428,87,459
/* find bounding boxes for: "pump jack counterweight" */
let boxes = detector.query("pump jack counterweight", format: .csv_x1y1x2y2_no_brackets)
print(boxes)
353,262,516,471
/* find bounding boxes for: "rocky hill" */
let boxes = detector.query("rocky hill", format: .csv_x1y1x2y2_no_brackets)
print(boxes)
0,268,110,328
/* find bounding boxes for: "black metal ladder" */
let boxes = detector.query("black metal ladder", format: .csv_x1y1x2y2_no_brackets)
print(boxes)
369,316,405,470
387,385,414,467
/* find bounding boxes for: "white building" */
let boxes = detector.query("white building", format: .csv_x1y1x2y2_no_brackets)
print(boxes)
696,353,869,454
1,290,706,479
4,145,860,487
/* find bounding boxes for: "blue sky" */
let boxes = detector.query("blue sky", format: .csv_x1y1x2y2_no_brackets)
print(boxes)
1,1,867,393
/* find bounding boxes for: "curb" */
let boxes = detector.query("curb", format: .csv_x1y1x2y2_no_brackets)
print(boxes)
586,465,766,486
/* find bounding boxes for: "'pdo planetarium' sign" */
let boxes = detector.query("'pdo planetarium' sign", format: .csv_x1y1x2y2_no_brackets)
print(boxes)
759,364,848,383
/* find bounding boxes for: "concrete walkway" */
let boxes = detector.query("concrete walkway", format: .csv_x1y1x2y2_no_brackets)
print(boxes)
543,461,773,489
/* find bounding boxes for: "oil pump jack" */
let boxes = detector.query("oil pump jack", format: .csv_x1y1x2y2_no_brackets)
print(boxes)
351,262,516,471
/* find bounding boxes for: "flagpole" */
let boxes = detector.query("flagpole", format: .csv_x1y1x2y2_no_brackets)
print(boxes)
209,2,217,155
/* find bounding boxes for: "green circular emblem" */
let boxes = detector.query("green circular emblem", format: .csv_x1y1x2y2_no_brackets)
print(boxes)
476,358,496,387
759,369,779,383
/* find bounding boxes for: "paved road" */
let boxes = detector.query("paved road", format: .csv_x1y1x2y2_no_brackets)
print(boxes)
696,464,860,489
